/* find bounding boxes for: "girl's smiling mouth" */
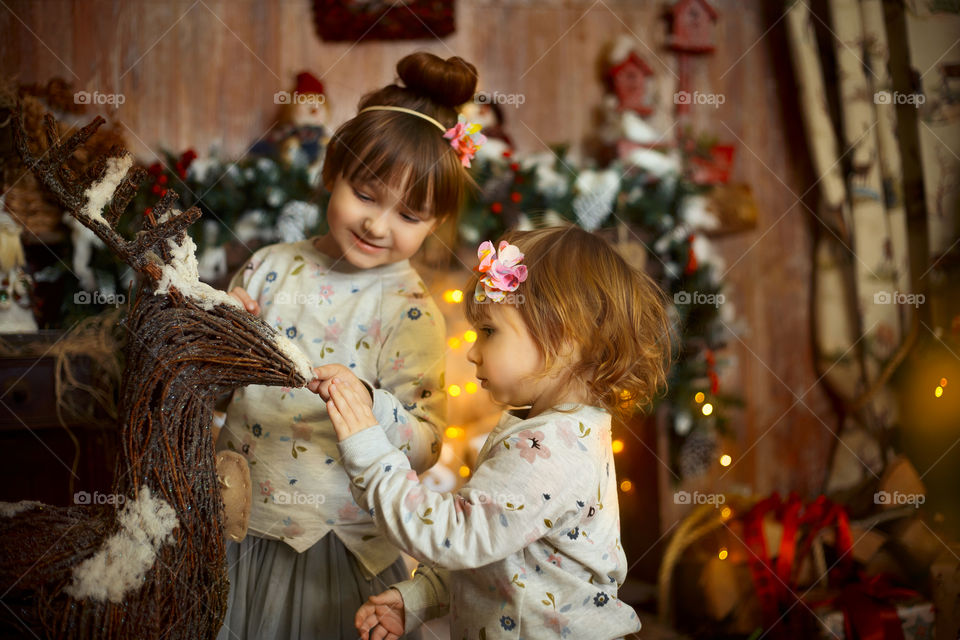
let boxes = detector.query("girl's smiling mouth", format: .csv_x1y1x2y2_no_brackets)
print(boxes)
352,231,386,252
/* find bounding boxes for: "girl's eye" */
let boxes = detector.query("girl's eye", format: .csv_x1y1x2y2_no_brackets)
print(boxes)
353,188,374,203
481,327,494,337
400,211,421,223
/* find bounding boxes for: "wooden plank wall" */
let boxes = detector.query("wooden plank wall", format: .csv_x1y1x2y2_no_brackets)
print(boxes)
1,0,836,525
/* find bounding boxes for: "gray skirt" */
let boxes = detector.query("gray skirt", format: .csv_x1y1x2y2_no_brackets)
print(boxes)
216,534,422,640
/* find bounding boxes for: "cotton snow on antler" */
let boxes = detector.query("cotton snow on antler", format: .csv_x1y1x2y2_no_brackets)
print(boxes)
0,105,314,639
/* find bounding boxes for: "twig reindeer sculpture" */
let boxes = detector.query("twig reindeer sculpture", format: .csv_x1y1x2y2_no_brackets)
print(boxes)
0,108,314,639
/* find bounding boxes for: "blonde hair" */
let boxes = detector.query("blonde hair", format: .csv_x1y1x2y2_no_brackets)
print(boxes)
465,225,673,418
321,52,478,221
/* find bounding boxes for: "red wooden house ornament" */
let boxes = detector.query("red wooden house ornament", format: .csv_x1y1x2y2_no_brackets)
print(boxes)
668,0,718,53
607,51,655,116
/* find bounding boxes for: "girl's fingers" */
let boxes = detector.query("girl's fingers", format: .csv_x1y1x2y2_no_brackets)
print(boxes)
335,382,378,428
330,381,355,419
356,610,378,636
228,287,259,314
326,399,347,438
371,626,388,640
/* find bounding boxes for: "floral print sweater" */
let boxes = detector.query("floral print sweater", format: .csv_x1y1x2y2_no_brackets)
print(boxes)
338,404,641,639
216,239,445,576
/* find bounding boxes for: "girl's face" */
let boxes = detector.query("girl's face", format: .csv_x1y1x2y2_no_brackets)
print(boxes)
467,303,569,417
316,174,438,269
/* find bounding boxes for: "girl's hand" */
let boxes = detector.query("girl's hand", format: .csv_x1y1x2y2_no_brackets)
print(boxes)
307,365,373,405
327,378,379,441
228,287,260,315
355,588,405,640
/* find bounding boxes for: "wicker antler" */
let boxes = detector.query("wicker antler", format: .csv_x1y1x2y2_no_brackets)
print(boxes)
13,107,201,287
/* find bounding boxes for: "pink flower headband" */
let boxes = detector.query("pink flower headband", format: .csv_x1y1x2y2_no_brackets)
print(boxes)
358,106,487,168
474,240,527,303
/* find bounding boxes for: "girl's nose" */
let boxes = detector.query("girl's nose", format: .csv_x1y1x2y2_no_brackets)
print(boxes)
466,342,480,365
363,214,388,238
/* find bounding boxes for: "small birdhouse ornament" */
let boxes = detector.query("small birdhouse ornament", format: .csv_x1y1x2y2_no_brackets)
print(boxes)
668,0,718,53
607,51,656,115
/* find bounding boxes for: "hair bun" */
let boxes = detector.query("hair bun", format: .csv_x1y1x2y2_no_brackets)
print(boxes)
397,52,478,108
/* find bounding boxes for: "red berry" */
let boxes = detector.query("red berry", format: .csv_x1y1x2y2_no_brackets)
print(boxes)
509,163,520,171
491,202,503,214
510,192,522,203
157,174,168,185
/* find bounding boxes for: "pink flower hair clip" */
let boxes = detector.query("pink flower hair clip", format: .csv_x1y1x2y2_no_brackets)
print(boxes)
444,114,487,168
474,240,528,303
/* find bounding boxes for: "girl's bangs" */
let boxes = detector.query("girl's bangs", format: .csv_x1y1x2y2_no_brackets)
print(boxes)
339,117,461,218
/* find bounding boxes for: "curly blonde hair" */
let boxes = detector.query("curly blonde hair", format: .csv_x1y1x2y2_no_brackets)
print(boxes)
465,225,673,418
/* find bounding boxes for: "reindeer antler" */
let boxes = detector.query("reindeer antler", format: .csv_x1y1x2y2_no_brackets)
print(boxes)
13,104,204,288
13,103,249,312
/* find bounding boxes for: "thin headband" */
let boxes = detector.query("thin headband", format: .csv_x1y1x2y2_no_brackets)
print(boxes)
358,106,446,132
357,105,488,167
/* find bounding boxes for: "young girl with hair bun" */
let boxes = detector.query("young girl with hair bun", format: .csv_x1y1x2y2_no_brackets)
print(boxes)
328,225,672,639
217,51,486,640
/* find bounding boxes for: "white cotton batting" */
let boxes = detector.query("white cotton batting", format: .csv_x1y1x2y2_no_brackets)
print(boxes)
64,486,179,603
0,500,45,518
153,231,241,312
81,154,134,225
273,332,316,384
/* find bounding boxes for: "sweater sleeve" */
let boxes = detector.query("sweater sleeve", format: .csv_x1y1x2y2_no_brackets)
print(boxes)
370,291,446,474
338,417,599,570
390,564,451,634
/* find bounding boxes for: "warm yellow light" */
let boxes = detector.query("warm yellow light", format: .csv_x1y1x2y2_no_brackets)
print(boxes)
442,289,456,303
702,403,714,416
448,385,461,397
941,377,948,387
465,381,478,394
445,426,464,439
464,330,477,343
612,439,625,454
720,454,732,467
619,390,632,400
695,392,705,403
721,507,732,520
718,547,728,560
459,465,471,478
448,337,461,349
935,386,943,398
452,289,464,303
620,479,633,492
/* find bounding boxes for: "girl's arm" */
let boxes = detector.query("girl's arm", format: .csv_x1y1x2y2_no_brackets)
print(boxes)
367,298,447,473
328,383,599,570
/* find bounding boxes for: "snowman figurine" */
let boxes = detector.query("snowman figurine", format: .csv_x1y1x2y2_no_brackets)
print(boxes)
253,71,330,184
0,208,38,333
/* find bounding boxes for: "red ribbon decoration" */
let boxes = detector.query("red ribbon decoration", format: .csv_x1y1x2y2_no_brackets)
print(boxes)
743,494,784,627
808,574,924,640
741,494,856,638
